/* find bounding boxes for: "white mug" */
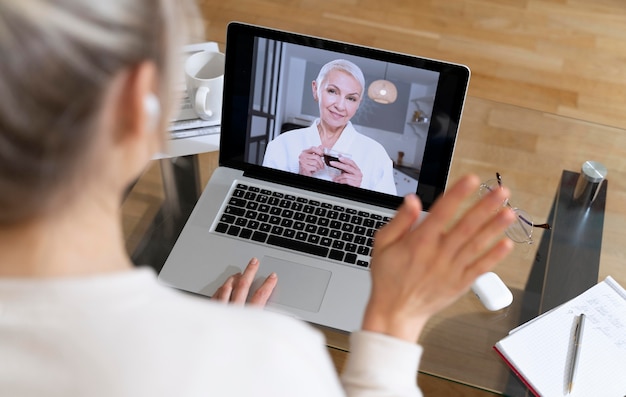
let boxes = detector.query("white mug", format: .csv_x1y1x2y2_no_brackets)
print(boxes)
184,51,225,121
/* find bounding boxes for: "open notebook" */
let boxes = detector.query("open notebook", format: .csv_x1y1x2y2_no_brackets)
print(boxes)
494,276,626,396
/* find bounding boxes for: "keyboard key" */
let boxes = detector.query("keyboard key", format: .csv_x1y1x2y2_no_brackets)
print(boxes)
356,260,369,268
227,225,241,236
307,234,320,244
215,222,229,233
251,231,267,242
341,232,354,242
344,253,357,264
220,214,236,224
267,235,329,257
239,228,253,239
329,249,344,261
332,240,345,250
229,197,246,207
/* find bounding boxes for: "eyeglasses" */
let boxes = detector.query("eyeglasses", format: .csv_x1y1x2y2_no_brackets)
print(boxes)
479,173,551,244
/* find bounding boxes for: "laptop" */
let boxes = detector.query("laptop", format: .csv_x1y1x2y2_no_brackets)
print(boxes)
158,22,470,332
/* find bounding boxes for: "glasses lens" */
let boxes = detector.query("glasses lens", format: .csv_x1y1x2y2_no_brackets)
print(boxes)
507,208,534,244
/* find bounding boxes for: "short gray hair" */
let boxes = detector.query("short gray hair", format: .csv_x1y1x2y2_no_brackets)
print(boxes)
315,59,365,98
0,0,198,224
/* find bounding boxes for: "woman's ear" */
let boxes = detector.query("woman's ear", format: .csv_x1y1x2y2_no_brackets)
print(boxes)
114,61,159,142
311,80,319,101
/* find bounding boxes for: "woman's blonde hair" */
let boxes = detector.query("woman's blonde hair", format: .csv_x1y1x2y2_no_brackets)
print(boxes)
0,0,199,224
315,59,366,99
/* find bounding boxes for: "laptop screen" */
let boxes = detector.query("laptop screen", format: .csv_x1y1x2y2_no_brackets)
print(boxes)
220,22,470,211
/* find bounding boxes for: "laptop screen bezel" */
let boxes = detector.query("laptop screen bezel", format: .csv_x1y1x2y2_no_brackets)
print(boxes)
219,22,470,211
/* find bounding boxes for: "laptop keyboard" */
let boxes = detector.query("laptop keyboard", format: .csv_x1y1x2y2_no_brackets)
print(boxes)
213,183,392,268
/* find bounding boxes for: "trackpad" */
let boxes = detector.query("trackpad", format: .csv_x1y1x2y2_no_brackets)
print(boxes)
253,256,332,313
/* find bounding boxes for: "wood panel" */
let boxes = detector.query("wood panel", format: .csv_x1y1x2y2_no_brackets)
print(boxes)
195,0,626,129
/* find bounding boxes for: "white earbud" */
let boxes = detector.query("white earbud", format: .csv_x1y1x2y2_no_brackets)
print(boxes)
143,93,161,131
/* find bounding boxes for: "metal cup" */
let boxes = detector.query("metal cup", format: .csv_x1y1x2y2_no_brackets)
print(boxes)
573,161,607,205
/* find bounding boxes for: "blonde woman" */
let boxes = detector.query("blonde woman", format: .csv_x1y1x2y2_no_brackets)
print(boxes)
0,1,515,396
263,59,397,195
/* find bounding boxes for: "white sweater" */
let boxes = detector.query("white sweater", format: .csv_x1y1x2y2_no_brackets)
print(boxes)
0,267,423,396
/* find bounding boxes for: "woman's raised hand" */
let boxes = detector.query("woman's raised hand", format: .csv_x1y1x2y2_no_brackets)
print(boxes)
362,174,516,342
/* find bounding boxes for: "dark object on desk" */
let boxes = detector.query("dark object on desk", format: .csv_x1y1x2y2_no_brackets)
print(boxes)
130,156,202,272
573,160,607,206
504,169,607,396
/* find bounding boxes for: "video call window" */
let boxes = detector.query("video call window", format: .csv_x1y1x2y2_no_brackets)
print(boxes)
246,38,441,198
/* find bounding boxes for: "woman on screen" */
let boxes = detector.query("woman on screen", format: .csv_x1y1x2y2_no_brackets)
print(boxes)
262,59,397,195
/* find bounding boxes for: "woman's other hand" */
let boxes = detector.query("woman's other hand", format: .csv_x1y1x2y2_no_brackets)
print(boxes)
362,174,516,342
329,156,363,188
212,258,277,307
298,146,325,176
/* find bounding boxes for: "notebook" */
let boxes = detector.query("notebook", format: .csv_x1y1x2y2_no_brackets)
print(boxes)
158,22,470,332
494,276,626,396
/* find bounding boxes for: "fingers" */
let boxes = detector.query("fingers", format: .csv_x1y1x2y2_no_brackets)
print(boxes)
418,174,482,235
212,274,236,303
299,147,324,175
230,257,260,304
212,258,278,307
248,272,278,307
466,238,514,281
373,194,422,250
441,181,512,256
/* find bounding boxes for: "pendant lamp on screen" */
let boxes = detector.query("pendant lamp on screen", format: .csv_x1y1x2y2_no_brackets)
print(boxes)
367,63,397,104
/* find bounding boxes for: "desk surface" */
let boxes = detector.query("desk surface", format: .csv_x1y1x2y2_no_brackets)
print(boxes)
123,95,626,396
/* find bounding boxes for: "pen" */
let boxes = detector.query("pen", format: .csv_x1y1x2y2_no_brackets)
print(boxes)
567,313,585,394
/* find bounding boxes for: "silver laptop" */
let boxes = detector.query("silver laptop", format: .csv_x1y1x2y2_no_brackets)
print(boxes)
159,22,470,332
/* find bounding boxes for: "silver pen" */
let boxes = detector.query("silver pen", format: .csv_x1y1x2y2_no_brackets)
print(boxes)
567,313,585,394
